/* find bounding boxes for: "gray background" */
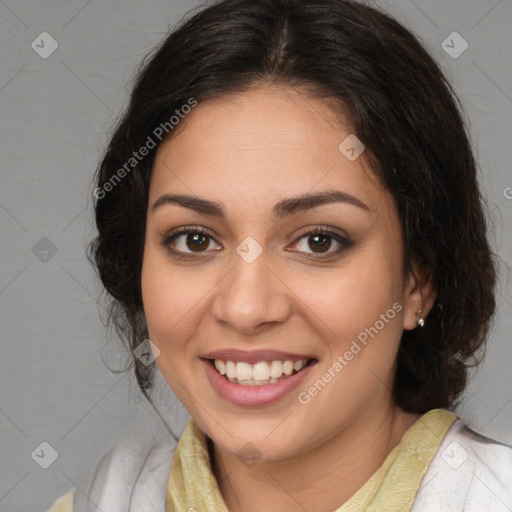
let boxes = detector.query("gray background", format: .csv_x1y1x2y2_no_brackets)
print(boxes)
0,0,511,510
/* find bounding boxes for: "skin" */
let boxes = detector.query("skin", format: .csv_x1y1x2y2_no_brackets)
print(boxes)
141,83,436,512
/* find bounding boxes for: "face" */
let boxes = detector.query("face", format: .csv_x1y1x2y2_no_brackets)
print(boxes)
141,84,424,462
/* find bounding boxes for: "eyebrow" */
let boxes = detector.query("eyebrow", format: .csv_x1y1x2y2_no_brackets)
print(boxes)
152,190,370,221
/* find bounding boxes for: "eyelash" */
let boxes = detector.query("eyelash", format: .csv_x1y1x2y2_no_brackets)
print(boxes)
160,224,353,260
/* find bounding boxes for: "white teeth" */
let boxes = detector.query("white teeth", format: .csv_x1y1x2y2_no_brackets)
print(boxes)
252,361,270,380
226,360,237,379
282,360,294,375
293,360,306,372
214,360,226,375
228,377,269,386
213,358,309,385
269,360,283,379
236,362,252,380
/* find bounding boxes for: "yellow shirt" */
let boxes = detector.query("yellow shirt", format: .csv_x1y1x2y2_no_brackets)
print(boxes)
47,408,457,511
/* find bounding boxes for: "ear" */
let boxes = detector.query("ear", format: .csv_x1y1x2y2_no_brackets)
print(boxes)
402,262,437,331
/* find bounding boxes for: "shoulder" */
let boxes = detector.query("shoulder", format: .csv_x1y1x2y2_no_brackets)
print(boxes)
45,371,188,512
412,417,512,511
45,417,179,512
71,420,179,511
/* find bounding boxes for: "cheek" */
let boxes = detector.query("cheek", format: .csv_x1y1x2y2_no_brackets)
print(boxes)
296,257,401,338
293,266,404,419
289,252,406,400
141,247,194,344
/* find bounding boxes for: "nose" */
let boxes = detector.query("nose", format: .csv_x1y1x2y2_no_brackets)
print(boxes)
211,249,292,335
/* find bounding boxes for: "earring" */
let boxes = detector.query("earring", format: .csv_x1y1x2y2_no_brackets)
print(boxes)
417,310,425,327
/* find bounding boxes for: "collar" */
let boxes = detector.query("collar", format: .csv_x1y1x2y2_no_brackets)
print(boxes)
166,408,457,511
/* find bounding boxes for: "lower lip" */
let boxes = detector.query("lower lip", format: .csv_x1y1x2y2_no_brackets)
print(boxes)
202,359,315,406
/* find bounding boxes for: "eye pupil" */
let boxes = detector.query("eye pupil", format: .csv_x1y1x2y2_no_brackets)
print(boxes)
187,233,209,251
309,234,331,253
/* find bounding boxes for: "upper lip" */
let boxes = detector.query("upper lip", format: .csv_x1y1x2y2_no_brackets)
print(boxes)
201,349,316,364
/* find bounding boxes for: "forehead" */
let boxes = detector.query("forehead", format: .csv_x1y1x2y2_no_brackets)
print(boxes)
149,84,392,219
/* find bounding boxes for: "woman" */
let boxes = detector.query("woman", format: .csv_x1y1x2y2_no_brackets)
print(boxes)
47,0,512,510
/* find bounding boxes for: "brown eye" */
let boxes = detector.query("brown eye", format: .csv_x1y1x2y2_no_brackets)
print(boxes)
308,234,332,253
161,226,222,258
186,233,210,252
291,227,352,258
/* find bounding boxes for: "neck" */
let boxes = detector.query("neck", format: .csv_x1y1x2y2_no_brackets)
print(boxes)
211,405,421,512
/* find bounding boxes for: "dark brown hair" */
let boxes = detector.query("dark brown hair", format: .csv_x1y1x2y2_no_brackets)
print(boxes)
88,0,497,414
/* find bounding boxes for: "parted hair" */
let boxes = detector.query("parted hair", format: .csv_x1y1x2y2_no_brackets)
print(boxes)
88,0,497,414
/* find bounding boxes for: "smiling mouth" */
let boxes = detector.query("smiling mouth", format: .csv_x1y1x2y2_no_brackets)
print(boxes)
206,358,316,386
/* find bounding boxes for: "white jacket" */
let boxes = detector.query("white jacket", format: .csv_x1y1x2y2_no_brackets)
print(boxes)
61,416,512,512
48,369,512,512
410,418,512,511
